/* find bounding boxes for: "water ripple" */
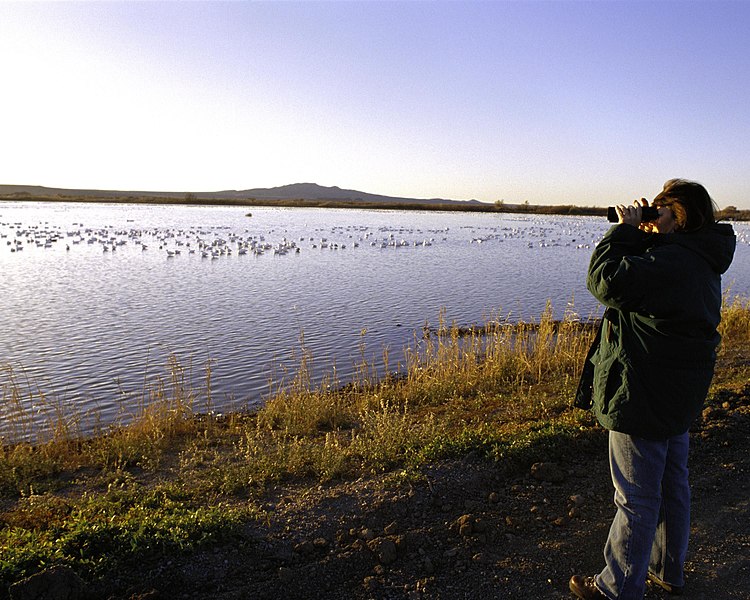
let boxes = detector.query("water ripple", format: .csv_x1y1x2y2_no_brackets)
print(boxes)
1,202,748,439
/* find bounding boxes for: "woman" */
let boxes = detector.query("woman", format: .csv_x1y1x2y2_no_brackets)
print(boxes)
569,179,736,599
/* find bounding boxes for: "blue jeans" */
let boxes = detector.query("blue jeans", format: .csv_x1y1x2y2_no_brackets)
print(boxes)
595,431,691,599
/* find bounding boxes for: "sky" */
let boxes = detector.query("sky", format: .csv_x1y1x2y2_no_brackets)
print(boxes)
1,1,749,208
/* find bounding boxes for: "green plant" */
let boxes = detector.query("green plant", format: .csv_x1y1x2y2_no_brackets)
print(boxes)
0,298,747,590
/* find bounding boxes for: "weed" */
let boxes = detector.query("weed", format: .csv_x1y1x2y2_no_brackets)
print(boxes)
0,299,747,589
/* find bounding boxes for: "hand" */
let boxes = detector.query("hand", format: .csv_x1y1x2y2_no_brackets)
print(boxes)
638,198,658,233
615,198,648,228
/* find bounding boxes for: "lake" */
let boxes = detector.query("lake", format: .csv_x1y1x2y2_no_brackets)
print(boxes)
1,202,748,440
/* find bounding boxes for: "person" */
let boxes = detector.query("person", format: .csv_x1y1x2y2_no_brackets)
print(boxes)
569,179,736,600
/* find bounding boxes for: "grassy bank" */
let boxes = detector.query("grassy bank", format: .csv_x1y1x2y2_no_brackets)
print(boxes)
3,193,750,220
0,192,609,216
1,298,749,591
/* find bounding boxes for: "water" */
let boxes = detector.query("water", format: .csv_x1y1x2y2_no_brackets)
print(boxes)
1,202,748,438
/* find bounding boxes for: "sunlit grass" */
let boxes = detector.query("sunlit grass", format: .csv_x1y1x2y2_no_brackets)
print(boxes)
1,298,748,589
720,292,750,346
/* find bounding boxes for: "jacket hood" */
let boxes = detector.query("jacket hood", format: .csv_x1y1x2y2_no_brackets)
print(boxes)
666,222,736,275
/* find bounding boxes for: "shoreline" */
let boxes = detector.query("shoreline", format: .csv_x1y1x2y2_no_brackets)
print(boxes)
0,194,607,216
1,301,748,598
3,194,749,221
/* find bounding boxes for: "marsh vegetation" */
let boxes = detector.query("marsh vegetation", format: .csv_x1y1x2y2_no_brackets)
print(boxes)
1,296,749,595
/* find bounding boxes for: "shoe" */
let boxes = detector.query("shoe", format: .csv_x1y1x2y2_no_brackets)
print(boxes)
569,575,607,599
647,572,684,595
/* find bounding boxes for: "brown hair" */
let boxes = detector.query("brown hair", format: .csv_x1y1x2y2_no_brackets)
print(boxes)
653,179,717,233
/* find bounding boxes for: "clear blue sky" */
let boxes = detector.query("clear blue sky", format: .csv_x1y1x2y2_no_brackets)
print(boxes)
2,1,749,208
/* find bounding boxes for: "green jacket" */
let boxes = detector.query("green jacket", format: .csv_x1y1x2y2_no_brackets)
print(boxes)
575,222,736,439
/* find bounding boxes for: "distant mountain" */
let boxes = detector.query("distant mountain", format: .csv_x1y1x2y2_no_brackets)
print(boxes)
0,183,485,206
209,183,480,205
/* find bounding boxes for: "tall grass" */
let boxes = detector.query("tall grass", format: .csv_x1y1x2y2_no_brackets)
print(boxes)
3,296,747,491
720,293,750,346
1,299,748,589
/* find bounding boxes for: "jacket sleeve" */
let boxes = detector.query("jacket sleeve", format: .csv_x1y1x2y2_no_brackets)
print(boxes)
586,224,661,312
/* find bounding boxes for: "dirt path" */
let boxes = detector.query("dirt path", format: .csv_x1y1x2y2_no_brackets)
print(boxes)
90,384,750,600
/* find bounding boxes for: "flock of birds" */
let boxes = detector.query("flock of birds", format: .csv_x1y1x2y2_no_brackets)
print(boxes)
2,217,747,260
0,222,445,259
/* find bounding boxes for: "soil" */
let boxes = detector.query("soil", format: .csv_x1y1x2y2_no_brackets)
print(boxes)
19,382,749,600
74,378,746,600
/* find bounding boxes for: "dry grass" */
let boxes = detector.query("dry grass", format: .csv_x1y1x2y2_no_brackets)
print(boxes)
0,299,748,588
720,292,750,346
3,297,748,493
0,302,599,498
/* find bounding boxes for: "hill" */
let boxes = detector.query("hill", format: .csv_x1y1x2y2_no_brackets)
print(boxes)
0,183,484,207
4,183,747,219
209,182,483,205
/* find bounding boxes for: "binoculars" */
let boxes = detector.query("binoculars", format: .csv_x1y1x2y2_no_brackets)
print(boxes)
607,206,660,223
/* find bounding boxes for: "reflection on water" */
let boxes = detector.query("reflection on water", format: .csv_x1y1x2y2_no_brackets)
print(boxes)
1,202,748,438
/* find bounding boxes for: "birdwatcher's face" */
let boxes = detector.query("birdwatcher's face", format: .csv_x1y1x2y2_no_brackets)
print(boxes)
653,204,677,234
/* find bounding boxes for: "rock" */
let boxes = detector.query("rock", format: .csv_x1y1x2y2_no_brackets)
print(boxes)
9,566,84,600
569,494,586,507
293,540,315,556
336,529,354,546
312,536,328,549
384,520,399,535
530,462,566,483
455,514,481,536
368,538,398,565
702,406,724,421
363,575,380,591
